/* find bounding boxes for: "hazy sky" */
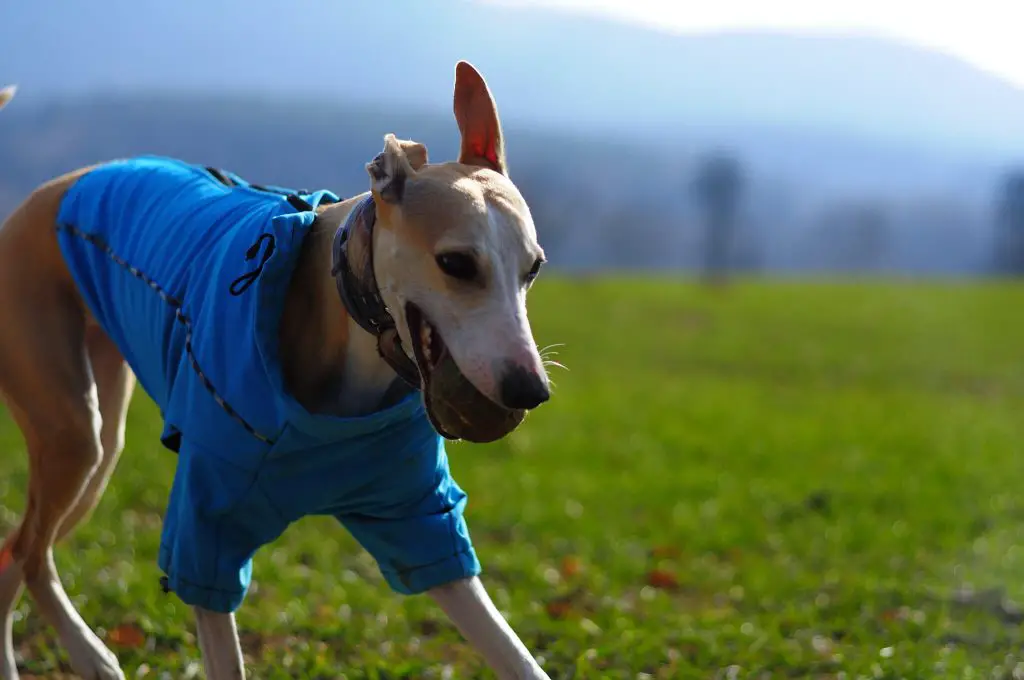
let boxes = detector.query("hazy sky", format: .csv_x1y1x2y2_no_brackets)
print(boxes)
486,0,1024,88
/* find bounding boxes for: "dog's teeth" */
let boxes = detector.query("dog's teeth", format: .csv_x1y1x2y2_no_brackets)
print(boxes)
421,324,432,366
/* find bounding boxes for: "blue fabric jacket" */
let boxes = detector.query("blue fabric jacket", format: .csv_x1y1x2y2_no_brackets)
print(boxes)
55,156,479,613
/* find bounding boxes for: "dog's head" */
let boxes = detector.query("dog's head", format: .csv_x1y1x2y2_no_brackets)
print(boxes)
368,62,549,443
0,86,15,111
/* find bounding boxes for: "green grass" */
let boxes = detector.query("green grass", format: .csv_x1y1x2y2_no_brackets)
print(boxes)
4,278,1024,679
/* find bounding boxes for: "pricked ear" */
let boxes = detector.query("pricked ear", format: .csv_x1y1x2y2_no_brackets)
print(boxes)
395,138,428,170
453,61,507,175
366,134,418,204
0,85,16,111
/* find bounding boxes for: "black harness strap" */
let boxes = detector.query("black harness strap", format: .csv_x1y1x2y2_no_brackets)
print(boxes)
204,166,317,212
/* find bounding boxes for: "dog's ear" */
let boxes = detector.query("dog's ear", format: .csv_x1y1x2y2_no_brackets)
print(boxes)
397,137,429,171
0,85,16,111
366,134,425,204
453,61,507,176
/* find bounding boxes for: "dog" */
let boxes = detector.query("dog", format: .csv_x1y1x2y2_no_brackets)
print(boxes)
0,62,553,680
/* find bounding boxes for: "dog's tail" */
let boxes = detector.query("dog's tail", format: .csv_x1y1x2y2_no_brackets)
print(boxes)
0,85,16,111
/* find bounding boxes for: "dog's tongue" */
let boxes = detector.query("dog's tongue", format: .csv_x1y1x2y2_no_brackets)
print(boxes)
424,351,525,444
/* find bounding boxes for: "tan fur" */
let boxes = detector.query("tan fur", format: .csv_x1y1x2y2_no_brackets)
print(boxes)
0,62,551,680
0,87,15,111
278,197,359,412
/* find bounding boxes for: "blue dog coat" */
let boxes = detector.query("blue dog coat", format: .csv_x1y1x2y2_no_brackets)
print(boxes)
55,156,480,613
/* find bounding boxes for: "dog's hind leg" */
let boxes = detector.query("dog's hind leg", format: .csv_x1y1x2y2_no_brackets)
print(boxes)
0,219,126,678
0,319,127,680
52,328,135,542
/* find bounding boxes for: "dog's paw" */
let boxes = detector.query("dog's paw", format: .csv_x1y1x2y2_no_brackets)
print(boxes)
66,632,125,680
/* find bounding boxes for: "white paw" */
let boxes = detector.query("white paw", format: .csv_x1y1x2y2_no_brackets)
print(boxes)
66,631,124,680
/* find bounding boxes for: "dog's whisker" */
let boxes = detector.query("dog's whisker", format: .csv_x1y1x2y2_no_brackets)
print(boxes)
541,359,568,372
539,343,565,366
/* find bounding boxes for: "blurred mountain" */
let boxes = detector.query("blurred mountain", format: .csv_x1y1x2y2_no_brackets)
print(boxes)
4,0,1024,156
2,1,1021,274
0,95,1003,275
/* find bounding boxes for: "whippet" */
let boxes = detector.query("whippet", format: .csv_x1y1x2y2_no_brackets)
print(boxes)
0,63,553,679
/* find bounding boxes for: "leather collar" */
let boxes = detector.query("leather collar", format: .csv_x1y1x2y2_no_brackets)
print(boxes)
330,196,421,389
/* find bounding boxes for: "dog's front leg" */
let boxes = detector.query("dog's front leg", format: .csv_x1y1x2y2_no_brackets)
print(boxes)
194,607,245,679
429,577,550,680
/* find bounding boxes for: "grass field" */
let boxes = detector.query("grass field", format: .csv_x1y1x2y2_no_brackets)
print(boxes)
3,278,1024,679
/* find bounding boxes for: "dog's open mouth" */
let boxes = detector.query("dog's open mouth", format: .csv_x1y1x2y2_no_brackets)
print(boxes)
405,302,526,443
407,302,450,379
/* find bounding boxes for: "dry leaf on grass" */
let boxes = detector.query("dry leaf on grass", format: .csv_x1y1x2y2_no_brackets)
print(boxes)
560,556,582,578
545,597,574,619
107,623,146,648
646,569,679,590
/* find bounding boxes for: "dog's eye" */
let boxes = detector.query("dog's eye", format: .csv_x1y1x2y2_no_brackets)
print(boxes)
435,252,479,281
525,258,544,284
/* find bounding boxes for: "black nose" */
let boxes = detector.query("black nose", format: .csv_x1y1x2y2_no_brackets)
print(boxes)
499,362,550,410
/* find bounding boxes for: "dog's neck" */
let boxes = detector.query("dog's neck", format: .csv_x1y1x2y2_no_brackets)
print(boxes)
278,196,413,417
329,197,421,388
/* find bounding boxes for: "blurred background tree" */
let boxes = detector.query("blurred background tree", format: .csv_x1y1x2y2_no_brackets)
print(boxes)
691,151,745,284
993,169,1024,275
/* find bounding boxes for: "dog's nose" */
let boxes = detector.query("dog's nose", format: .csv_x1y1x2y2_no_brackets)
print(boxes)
499,361,550,410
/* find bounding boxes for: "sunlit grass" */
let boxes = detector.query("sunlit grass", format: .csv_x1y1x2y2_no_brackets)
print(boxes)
3,277,1024,678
